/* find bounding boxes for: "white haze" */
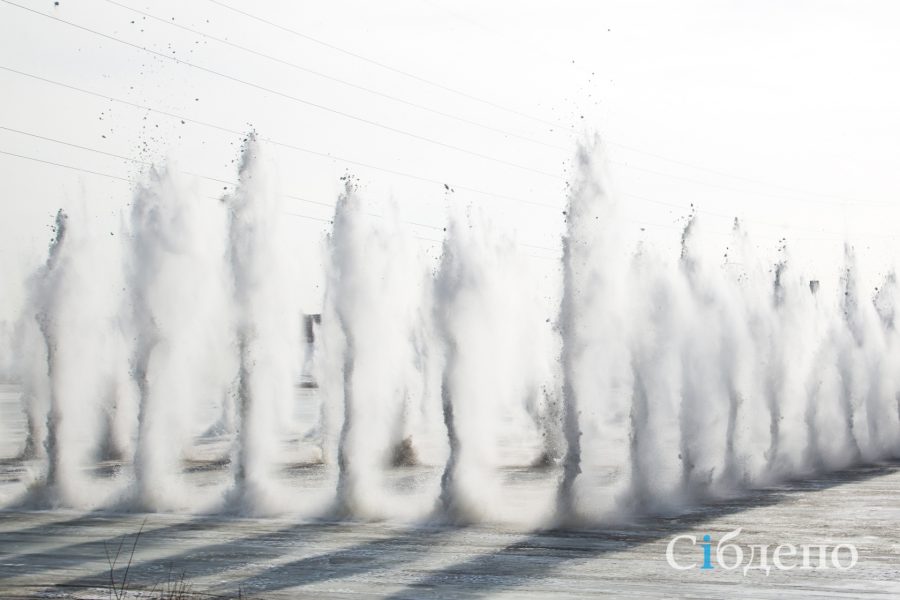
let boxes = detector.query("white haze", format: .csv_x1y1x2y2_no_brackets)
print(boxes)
2,136,900,529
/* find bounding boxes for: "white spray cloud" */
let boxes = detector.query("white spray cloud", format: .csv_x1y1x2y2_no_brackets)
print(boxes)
3,134,900,527
225,136,301,514
127,165,232,511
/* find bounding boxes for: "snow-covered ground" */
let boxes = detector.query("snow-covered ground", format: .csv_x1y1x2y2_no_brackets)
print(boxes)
1,372,899,599
1,462,900,598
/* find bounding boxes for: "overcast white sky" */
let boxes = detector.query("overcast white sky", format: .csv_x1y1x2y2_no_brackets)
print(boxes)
2,0,900,315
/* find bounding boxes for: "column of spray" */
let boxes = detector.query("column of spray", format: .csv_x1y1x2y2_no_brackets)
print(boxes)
873,273,900,455
226,136,298,511
327,181,424,517
722,220,776,485
128,167,231,510
556,138,627,521
804,248,900,470
764,249,787,472
40,209,129,506
835,245,879,462
325,181,366,515
435,206,512,523
784,246,849,473
16,208,125,506
17,212,67,461
677,215,733,494
766,244,820,477
32,211,68,495
813,251,865,475
676,216,716,493
626,242,687,512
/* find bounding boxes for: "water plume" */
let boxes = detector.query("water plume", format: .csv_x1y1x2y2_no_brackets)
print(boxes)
434,207,489,523
678,214,737,495
557,136,630,521
626,244,689,513
30,210,68,496
127,165,232,511
3,133,900,527
224,136,300,513
14,207,130,508
15,215,62,462
434,204,535,523
720,220,773,485
326,180,429,518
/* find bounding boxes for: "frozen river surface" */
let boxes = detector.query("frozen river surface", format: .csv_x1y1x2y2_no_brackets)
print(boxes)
1,462,900,598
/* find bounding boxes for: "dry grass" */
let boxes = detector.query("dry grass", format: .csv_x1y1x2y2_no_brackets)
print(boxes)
102,520,246,599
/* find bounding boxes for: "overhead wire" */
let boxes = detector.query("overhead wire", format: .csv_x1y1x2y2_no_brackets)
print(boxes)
100,0,569,153
0,147,566,260
3,136,885,246
1,0,561,180
206,0,573,134
0,2,891,243
0,65,559,210
207,0,882,207
3,1,890,211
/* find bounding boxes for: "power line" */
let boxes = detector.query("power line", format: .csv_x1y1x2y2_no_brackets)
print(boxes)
101,0,568,153
0,118,560,250
0,147,566,259
138,0,894,209
0,74,883,241
428,0,900,206
3,9,884,246
206,0,574,134
0,128,557,249
0,65,559,210
5,2,883,210
0,64,863,227
0,148,132,183
0,124,335,209
158,0,857,207
210,0,880,206
0,148,332,224
1,0,561,180
0,125,154,168
0,72,875,242
282,210,331,225
3,138,880,246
